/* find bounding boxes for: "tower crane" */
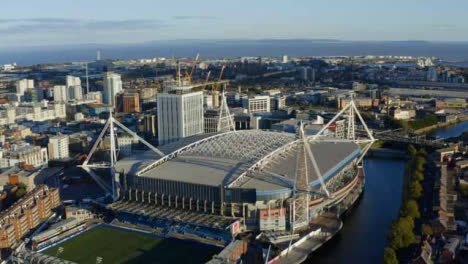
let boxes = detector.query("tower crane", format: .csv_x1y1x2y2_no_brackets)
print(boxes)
188,53,199,84
213,65,226,92
204,71,211,89
212,65,226,108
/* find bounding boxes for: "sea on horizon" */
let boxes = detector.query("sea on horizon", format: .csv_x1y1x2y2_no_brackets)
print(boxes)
1,40,468,66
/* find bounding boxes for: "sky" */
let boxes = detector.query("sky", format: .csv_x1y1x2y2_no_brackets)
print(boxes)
1,0,468,47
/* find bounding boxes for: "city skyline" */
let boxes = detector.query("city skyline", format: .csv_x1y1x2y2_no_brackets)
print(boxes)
1,0,468,47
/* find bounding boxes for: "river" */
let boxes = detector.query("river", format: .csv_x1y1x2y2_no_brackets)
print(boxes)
430,121,468,139
308,158,406,264
306,122,468,263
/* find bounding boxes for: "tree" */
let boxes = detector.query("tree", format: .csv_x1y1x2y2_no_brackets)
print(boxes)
15,188,26,199
413,171,424,182
417,148,427,156
383,247,399,264
16,182,27,190
400,200,420,219
388,217,416,249
410,181,423,199
407,145,417,156
421,224,433,236
415,157,426,172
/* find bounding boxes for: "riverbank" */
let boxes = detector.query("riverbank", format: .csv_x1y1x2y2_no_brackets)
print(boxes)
309,159,406,264
414,117,468,135
367,148,407,160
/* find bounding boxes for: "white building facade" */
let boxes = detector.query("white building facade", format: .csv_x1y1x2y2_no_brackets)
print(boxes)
53,85,68,103
242,95,271,113
66,75,82,101
48,135,70,160
157,91,204,145
103,72,122,107
16,79,34,96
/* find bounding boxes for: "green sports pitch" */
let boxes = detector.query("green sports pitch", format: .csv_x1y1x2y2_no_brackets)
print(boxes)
44,225,221,264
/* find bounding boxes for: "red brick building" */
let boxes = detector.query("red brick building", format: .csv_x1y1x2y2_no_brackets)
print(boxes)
0,185,60,248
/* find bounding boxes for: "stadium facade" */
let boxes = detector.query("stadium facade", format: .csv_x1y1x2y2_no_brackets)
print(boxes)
80,97,374,237
116,126,368,233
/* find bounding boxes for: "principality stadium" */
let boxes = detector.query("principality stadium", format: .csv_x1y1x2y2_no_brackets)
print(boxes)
100,100,375,237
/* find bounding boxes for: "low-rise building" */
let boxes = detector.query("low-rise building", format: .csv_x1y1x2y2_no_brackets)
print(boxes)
0,143,48,169
65,205,95,222
242,95,270,113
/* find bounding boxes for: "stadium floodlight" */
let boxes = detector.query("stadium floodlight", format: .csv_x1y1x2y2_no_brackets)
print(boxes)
96,256,103,264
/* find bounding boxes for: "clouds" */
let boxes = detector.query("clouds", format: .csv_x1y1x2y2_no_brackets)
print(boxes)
0,18,166,34
172,15,217,20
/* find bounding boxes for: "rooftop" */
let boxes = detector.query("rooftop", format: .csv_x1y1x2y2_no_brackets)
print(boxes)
118,130,360,193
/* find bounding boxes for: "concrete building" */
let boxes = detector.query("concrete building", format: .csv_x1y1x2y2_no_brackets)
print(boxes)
270,95,286,111
23,88,44,103
66,75,82,101
352,82,366,91
85,91,103,104
390,108,416,120
242,95,270,113
427,67,438,81
139,114,157,139
117,92,140,113
65,205,95,221
116,137,138,156
103,72,122,107
0,144,48,169
444,98,466,108
299,67,316,82
53,85,68,103
0,185,61,249
157,91,204,145
48,135,70,160
339,97,373,109
16,79,34,96
15,103,66,122
204,108,235,134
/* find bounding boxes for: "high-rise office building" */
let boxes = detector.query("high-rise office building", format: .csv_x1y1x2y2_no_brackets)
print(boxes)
48,135,69,160
157,91,204,145
23,88,44,102
69,85,83,101
103,72,122,107
66,76,82,101
53,85,68,103
299,67,316,82
427,67,438,82
16,79,34,96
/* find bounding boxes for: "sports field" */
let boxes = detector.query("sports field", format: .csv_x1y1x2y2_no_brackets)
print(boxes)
44,225,221,264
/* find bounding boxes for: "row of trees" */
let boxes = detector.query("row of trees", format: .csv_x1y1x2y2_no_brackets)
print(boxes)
385,115,439,131
384,145,429,264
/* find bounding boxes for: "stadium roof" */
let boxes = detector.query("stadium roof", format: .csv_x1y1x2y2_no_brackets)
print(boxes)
117,130,360,193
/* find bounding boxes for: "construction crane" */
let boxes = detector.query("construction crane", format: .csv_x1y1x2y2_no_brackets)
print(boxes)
203,71,211,89
188,53,199,84
213,65,226,92
212,65,226,108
